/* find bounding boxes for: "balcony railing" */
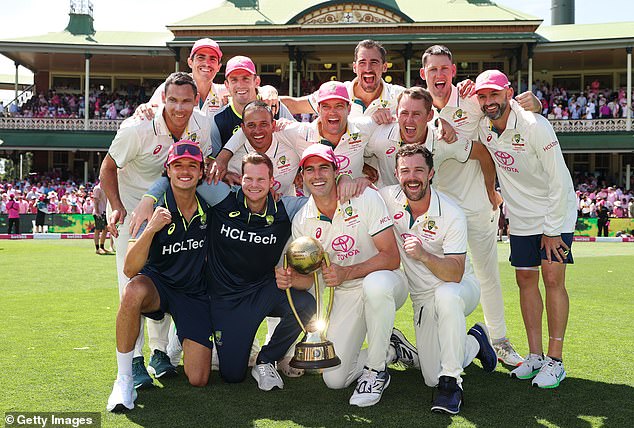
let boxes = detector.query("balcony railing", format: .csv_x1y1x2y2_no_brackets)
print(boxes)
0,117,124,131
0,116,631,133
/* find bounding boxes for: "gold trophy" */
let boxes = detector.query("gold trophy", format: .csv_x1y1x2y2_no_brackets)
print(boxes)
284,236,341,369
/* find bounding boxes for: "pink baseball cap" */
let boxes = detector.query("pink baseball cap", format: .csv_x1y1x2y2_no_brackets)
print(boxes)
225,56,256,77
299,144,337,168
189,38,222,60
166,140,203,165
317,81,350,104
475,70,511,92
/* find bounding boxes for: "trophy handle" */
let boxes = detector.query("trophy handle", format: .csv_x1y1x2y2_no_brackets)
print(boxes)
323,252,335,335
284,254,307,333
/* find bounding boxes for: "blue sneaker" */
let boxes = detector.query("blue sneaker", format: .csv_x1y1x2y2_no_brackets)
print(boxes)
468,322,498,372
148,350,178,379
431,376,463,415
132,356,154,389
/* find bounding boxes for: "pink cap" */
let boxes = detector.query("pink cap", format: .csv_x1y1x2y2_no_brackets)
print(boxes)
166,140,203,165
225,56,256,77
299,144,337,168
475,70,511,92
189,38,222,60
317,81,350,104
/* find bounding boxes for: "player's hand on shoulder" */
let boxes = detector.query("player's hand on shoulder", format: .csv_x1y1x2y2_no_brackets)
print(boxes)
274,117,293,132
130,196,155,237
371,108,395,125
457,79,475,98
133,102,158,120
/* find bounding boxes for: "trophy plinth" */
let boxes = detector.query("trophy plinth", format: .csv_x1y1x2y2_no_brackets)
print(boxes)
284,237,341,370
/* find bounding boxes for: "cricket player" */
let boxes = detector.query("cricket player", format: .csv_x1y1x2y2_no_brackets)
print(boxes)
474,69,576,388
276,144,409,407
107,141,213,412
379,144,498,415
100,72,211,389
418,45,544,365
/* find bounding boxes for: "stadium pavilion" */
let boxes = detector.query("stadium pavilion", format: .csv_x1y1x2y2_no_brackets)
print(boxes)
0,0,632,189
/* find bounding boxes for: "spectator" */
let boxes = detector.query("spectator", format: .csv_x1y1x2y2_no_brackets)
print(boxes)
6,193,20,234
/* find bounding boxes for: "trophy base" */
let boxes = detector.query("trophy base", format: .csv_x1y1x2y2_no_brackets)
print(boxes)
289,341,341,369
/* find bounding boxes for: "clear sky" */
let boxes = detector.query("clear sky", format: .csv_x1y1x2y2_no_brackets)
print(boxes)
0,0,631,77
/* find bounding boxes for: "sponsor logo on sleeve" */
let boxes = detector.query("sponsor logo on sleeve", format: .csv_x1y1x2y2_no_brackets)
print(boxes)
153,145,162,155
543,141,559,152
316,227,322,238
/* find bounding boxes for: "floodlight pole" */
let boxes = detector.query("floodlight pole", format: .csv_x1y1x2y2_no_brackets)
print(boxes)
14,62,19,102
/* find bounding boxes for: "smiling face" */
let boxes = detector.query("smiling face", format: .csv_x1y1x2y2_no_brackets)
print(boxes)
187,47,221,84
317,99,350,138
477,88,512,121
241,108,274,152
396,153,434,202
420,54,456,104
301,157,337,199
241,162,273,206
166,159,203,191
397,95,434,144
353,46,388,94
162,84,198,133
225,70,260,108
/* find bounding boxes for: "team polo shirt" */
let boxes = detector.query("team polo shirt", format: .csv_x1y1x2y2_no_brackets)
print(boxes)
291,187,394,291
379,185,475,301
227,132,300,197
432,85,490,216
149,80,228,116
140,186,210,295
477,100,577,236
308,79,405,117
211,100,295,156
206,189,307,298
107,106,211,213
365,122,472,188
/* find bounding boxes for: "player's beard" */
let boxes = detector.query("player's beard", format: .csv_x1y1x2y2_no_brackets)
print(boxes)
401,179,428,201
482,98,508,120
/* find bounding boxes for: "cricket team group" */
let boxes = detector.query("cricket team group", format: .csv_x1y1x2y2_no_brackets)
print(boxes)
101,38,576,415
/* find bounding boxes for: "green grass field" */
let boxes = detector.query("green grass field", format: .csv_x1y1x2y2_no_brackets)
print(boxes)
1,240,633,427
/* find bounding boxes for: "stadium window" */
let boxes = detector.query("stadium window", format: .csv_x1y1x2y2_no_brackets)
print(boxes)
52,76,81,92
455,62,479,81
552,75,581,92
583,74,613,91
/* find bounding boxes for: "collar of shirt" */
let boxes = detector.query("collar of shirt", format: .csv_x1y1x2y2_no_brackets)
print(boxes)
349,78,391,112
399,186,442,228
303,195,349,223
152,105,203,141
234,188,279,225
488,100,520,136
434,85,460,116
163,185,208,230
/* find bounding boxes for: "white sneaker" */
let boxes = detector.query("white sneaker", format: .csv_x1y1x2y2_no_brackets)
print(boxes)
493,338,524,367
166,327,183,367
251,362,284,391
349,367,391,407
532,357,566,389
510,353,544,380
106,375,137,412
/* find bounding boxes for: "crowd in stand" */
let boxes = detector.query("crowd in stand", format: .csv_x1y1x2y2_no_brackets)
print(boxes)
0,173,98,215
573,172,634,218
530,80,632,120
0,84,155,119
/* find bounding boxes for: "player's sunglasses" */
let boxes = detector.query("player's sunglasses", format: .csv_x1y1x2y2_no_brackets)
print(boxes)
173,143,201,157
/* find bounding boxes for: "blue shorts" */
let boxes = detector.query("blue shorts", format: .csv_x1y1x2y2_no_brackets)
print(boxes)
509,233,574,268
140,270,214,349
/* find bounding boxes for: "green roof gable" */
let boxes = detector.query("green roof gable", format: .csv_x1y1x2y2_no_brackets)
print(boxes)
537,22,634,43
1,31,172,47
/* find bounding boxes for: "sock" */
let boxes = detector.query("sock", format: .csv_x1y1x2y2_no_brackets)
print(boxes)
117,350,134,377
95,244,100,250
492,337,508,345
100,244,105,250
548,355,562,363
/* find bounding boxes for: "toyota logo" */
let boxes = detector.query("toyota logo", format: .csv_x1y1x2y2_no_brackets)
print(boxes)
332,235,355,252
335,155,350,170
494,151,515,166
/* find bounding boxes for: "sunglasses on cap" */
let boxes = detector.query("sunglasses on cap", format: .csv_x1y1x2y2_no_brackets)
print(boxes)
174,143,202,157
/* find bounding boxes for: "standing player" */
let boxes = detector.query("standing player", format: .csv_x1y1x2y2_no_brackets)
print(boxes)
474,69,576,388
100,72,211,389
379,144,497,414
137,38,227,119
418,45,543,366
281,40,404,119
91,181,112,254
211,56,295,155
107,141,214,412
136,152,316,391
276,144,409,407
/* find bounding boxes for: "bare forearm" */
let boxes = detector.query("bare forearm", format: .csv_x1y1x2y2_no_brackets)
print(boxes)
99,157,123,211
123,231,155,277
419,253,464,283
279,96,313,115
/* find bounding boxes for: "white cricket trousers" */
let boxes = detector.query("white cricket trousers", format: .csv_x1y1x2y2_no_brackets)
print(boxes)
322,269,408,389
114,213,172,358
467,208,507,340
413,274,480,388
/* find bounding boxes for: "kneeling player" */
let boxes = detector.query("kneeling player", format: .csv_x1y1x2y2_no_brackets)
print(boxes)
379,145,497,415
107,141,213,412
